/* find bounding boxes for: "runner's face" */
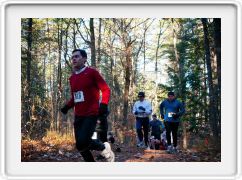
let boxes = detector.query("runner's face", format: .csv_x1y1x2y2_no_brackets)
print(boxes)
168,95,175,101
71,51,86,69
138,96,144,101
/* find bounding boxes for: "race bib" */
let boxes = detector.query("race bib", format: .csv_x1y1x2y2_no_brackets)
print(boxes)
168,112,173,118
92,132,97,139
74,91,85,103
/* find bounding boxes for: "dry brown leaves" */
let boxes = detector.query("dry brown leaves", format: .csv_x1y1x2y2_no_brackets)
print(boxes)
21,131,220,162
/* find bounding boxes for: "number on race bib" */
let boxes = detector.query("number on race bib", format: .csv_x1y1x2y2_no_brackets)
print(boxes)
74,91,85,103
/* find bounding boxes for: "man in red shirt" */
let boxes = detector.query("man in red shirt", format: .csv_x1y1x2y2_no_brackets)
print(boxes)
61,49,115,162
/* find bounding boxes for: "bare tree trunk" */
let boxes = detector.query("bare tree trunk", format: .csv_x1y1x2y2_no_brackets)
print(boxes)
154,20,162,113
123,43,132,126
46,19,55,130
171,18,187,149
130,40,143,104
155,21,162,73
201,18,219,142
143,28,146,73
97,18,102,69
63,20,71,70
142,20,153,74
73,18,77,49
202,59,209,123
213,18,221,135
118,19,136,126
57,19,64,133
26,18,33,123
90,18,96,67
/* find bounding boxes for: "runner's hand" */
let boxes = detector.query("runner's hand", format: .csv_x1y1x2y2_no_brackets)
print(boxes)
99,103,108,116
172,113,179,119
61,105,70,114
138,106,145,111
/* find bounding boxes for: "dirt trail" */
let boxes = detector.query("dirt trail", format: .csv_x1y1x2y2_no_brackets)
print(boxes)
22,140,220,162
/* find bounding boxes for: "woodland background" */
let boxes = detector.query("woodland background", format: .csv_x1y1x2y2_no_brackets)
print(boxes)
21,18,221,161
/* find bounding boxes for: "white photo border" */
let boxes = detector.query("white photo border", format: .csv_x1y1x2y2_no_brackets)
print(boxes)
0,0,242,179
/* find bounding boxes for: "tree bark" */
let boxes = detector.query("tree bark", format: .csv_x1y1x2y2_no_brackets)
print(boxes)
123,43,132,126
201,18,219,142
26,18,33,123
97,18,102,69
90,18,96,67
171,18,187,149
73,18,77,49
213,18,221,134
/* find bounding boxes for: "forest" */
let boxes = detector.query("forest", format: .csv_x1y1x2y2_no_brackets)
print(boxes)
21,18,221,162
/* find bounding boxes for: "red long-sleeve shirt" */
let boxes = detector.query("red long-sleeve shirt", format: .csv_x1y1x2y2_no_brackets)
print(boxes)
66,66,110,116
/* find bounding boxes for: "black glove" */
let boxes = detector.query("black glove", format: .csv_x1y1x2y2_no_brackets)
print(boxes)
134,111,138,115
160,114,164,119
172,113,179,119
138,106,146,111
61,104,70,115
99,103,108,116
108,135,115,144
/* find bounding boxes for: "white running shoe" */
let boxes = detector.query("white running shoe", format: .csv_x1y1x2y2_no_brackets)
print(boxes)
101,142,115,162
